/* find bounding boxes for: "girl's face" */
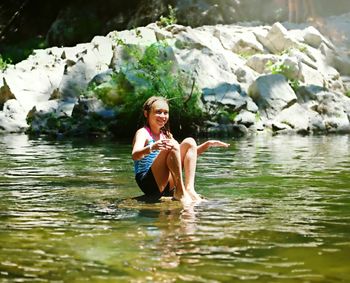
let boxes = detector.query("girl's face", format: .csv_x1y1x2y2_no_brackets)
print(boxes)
145,100,169,130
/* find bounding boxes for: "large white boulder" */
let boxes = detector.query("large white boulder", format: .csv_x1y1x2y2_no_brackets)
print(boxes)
248,74,297,118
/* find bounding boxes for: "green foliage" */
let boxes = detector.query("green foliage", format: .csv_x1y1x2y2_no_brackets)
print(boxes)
214,108,238,124
266,60,291,75
0,36,47,64
119,41,203,136
346,90,350,98
255,111,261,122
289,78,300,91
86,72,134,107
85,41,204,137
297,45,308,53
266,60,301,92
203,102,239,126
237,50,262,60
0,54,12,71
279,45,308,56
158,5,177,27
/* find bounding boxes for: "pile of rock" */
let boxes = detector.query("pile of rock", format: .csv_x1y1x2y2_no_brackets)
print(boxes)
1,17,350,137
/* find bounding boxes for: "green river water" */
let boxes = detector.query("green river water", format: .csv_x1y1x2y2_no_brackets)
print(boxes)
0,133,349,283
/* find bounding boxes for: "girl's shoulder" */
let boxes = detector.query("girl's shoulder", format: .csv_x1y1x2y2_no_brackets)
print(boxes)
132,127,151,147
135,127,152,140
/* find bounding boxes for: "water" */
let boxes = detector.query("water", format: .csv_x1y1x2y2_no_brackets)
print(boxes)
0,134,349,283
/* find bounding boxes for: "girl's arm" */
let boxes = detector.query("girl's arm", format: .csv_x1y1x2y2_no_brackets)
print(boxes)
132,129,153,161
197,140,230,156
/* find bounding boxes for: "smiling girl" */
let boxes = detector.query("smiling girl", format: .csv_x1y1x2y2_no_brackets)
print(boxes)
132,96,229,204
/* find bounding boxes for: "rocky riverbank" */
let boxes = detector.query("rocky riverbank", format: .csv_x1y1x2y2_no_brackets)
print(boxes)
1,16,350,137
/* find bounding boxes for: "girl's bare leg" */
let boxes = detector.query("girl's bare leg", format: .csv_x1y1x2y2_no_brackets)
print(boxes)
151,141,191,203
166,142,190,202
180,138,202,201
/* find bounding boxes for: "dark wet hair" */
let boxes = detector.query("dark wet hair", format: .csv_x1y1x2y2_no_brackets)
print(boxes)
143,96,172,138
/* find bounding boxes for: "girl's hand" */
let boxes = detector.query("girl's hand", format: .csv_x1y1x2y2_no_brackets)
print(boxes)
207,140,230,148
197,140,229,156
152,139,174,151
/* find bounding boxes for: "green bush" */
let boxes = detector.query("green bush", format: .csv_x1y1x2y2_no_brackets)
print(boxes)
0,54,12,71
86,72,134,107
158,5,177,27
0,36,47,64
86,41,204,137
266,60,300,92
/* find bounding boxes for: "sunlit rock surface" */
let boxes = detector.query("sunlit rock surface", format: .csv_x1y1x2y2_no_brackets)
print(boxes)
1,15,350,136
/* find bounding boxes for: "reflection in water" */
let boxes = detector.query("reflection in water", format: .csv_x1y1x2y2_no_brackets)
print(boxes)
0,134,350,282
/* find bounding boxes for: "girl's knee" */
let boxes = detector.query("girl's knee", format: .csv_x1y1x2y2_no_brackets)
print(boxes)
182,137,197,148
170,140,180,152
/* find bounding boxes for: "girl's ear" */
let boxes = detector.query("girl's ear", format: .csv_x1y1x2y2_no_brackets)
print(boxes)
144,110,148,118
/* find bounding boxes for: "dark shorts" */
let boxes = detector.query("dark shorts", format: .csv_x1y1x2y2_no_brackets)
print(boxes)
135,168,174,198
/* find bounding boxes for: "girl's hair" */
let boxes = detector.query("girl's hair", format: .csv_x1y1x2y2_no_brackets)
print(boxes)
143,96,172,138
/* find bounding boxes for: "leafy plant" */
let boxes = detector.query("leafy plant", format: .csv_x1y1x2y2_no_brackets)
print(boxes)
0,54,12,71
279,45,308,56
86,72,134,107
212,108,238,124
158,5,177,27
266,60,301,92
120,41,203,136
0,36,47,64
85,40,204,137
289,78,300,91
255,111,261,122
266,60,291,75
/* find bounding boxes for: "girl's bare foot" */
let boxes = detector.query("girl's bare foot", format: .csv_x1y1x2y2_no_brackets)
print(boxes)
173,189,193,204
187,189,205,202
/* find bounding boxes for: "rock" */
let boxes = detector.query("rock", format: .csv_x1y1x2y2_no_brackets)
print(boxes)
235,65,259,85
248,74,297,118
278,55,302,80
256,22,302,54
213,25,264,54
271,121,291,132
303,26,324,48
296,85,325,103
72,97,113,118
324,115,350,133
0,99,28,133
333,54,350,76
4,74,59,112
89,69,114,85
56,39,111,99
273,103,313,133
206,122,248,137
234,110,257,127
107,26,157,46
174,48,237,90
202,83,248,112
174,26,224,52
2,18,350,136
0,78,16,110
246,99,259,113
33,100,60,113
246,54,279,74
146,23,174,41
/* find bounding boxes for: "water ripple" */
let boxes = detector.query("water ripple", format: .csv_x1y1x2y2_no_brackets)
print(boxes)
1,134,350,282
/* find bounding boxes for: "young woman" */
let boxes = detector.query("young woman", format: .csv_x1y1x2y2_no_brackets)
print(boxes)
132,96,229,204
